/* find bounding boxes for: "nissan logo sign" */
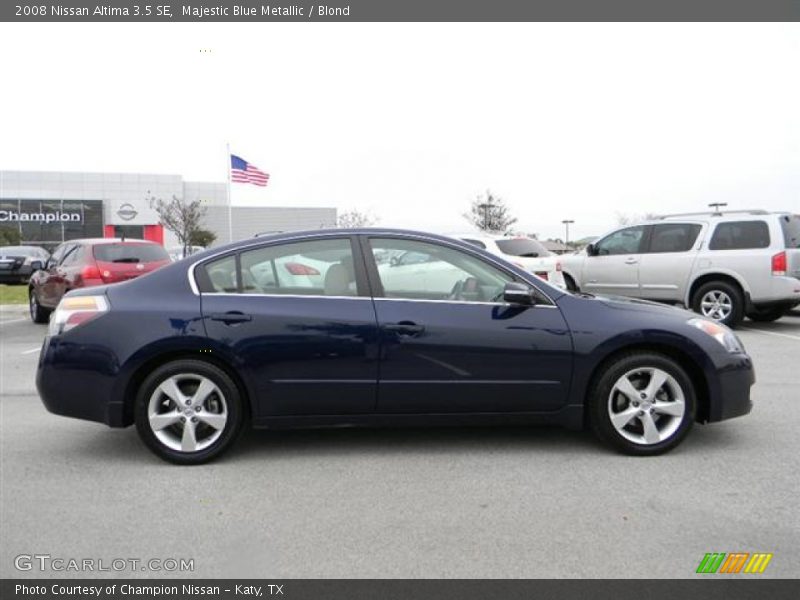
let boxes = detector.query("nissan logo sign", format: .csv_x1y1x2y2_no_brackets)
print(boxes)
117,204,138,221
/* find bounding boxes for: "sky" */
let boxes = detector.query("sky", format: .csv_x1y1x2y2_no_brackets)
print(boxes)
0,22,798,241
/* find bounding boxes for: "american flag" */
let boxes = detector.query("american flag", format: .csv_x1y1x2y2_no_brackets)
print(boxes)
230,154,269,186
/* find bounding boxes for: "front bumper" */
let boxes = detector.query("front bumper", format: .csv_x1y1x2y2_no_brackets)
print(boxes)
705,352,755,422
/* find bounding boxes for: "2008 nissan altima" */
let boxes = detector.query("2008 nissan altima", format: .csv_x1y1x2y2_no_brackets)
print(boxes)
36,229,754,464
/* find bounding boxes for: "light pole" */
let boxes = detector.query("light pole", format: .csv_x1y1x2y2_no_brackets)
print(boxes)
561,219,575,247
479,201,493,231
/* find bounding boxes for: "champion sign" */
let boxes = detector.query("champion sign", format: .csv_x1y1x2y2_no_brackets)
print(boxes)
0,211,81,223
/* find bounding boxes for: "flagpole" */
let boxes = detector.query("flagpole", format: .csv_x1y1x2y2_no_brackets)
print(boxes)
226,142,233,243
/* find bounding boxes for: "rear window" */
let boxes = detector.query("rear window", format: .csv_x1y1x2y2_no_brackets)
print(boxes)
708,221,770,250
780,214,800,248
93,243,169,263
495,238,552,257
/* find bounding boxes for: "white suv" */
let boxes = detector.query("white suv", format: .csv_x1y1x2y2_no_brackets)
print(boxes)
559,211,800,327
447,232,566,288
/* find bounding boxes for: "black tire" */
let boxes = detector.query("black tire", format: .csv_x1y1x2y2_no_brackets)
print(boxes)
691,280,744,328
747,307,788,322
589,352,696,456
134,360,245,465
29,289,51,324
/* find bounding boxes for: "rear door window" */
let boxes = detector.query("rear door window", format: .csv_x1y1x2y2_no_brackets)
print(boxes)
93,243,170,263
708,221,770,250
780,214,800,248
647,223,702,253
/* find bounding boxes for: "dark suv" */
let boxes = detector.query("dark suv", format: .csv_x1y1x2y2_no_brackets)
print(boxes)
29,238,170,323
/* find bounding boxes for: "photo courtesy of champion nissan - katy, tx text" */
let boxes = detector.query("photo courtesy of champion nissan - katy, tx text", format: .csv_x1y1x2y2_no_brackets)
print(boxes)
35,229,755,464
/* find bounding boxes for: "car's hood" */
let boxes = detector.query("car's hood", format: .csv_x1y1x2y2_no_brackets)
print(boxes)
593,293,694,318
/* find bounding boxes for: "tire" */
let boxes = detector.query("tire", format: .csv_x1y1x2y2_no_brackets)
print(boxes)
134,360,245,465
589,352,696,456
746,307,787,323
691,280,744,328
29,289,51,324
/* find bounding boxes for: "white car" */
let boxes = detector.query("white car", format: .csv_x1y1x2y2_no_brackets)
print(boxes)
447,232,566,288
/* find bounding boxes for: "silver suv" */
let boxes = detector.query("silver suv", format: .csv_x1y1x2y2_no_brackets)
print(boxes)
560,210,800,327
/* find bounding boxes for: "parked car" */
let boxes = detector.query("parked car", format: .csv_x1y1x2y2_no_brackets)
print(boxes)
0,245,50,284
36,228,754,464
28,238,171,323
559,211,800,327
448,232,566,288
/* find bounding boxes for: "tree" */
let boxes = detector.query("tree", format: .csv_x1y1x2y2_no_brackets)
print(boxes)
464,190,517,232
0,226,21,246
616,211,658,226
149,193,207,255
189,228,217,248
337,208,377,228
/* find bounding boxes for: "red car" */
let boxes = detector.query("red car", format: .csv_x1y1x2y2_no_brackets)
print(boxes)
29,238,171,323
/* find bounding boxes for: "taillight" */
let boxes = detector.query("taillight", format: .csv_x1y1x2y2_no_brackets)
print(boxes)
772,251,787,276
80,264,104,281
285,262,320,276
535,271,549,281
48,295,109,336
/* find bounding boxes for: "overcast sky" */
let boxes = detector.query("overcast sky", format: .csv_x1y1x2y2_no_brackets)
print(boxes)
0,23,798,240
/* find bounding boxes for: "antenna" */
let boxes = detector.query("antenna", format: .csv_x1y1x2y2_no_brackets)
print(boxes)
708,202,728,215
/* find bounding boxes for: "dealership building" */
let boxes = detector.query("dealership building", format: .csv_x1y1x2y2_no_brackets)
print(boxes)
0,170,337,249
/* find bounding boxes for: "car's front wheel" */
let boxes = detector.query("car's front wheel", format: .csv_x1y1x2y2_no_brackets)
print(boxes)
134,360,245,464
589,353,696,455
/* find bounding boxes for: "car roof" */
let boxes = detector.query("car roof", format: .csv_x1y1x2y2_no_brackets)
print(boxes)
62,238,157,245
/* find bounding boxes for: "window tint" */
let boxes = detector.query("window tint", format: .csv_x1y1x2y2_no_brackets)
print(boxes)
495,238,551,257
780,214,800,248
647,223,702,253
709,221,770,250
595,226,646,256
93,243,169,263
239,238,357,296
370,238,516,302
204,255,239,293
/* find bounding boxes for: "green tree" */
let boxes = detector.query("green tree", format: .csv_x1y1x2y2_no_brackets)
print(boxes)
0,226,22,246
189,228,217,248
464,190,517,233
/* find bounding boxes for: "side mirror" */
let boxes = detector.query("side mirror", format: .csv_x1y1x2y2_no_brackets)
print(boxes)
30,260,43,271
585,243,597,256
503,282,535,305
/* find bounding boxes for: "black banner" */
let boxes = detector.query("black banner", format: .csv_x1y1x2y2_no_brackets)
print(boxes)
3,0,800,22
3,580,800,600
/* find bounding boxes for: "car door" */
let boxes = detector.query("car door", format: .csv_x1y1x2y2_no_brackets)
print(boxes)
198,236,381,417
364,236,573,414
39,243,73,307
582,226,647,297
638,222,703,302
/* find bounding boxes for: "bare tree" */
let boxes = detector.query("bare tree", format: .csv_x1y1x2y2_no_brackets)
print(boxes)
616,211,658,226
337,208,377,228
464,190,517,232
149,193,207,255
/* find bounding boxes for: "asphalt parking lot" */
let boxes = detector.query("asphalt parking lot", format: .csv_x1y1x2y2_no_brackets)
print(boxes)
1,306,799,579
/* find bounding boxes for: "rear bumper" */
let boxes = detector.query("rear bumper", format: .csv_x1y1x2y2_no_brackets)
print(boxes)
36,335,127,427
706,352,755,422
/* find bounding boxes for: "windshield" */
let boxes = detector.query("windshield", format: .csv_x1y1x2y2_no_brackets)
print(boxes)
781,214,800,248
495,238,552,257
93,243,169,263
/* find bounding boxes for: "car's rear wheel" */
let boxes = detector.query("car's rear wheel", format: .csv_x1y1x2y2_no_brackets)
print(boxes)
134,360,244,464
29,289,50,324
746,306,788,322
589,353,696,455
691,280,744,328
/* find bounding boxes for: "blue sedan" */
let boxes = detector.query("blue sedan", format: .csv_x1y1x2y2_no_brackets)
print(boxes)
36,229,754,464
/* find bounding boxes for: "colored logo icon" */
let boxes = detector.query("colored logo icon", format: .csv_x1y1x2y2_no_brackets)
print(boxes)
696,552,773,574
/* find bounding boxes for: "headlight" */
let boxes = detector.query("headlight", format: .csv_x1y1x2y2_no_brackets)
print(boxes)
688,318,744,353
48,295,109,336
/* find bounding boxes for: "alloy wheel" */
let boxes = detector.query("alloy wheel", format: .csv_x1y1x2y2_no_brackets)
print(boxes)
700,290,733,322
147,374,228,452
607,367,686,446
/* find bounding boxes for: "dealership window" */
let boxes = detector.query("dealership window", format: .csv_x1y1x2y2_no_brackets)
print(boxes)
0,199,104,248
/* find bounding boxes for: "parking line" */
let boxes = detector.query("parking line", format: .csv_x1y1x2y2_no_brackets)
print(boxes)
0,318,28,326
21,347,41,355
740,327,800,342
